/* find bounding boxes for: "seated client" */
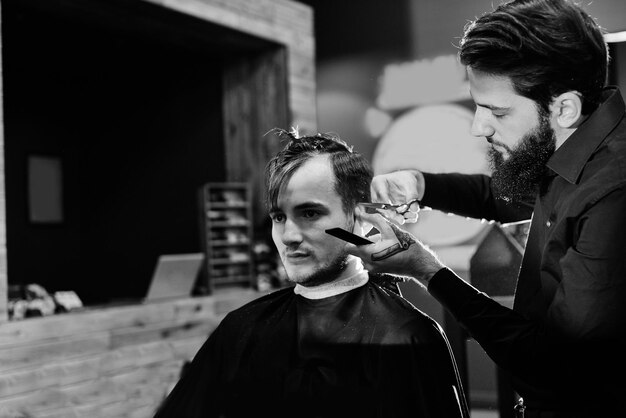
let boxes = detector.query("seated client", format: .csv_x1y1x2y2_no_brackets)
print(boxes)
154,129,469,418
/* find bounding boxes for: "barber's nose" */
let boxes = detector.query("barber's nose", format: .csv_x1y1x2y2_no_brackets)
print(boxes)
471,108,495,138
281,219,303,245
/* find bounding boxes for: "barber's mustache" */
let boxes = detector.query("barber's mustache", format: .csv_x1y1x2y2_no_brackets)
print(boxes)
486,137,513,154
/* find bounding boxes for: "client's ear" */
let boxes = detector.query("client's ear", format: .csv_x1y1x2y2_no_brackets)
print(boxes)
353,210,374,236
352,213,362,234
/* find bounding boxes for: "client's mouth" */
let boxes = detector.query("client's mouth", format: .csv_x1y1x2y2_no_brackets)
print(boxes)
286,251,310,259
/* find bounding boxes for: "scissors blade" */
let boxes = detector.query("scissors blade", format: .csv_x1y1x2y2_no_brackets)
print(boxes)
358,199,421,215
358,202,389,209
358,202,390,214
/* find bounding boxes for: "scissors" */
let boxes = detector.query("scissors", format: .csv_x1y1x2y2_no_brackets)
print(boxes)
358,198,421,215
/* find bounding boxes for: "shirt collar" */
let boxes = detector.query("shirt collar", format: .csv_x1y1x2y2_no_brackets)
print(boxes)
293,256,369,300
547,87,625,184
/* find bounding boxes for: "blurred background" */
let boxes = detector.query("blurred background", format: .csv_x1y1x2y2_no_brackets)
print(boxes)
0,0,624,417
300,0,626,165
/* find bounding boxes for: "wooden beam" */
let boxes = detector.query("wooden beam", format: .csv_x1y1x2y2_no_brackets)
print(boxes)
0,0,7,324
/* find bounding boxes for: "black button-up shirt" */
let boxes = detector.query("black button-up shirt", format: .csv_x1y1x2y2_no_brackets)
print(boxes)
422,88,626,416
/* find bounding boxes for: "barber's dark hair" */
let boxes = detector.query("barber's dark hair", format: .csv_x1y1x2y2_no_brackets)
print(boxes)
459,0,608,114
265,128,372,214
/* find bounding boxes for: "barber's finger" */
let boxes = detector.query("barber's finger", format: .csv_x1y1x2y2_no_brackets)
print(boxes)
407,200,420,212
390,212,406,225
344,238,376,262
403,211,419,224
344,241,361,259
375,208,406,226
354,206,395,233
370,178,392,204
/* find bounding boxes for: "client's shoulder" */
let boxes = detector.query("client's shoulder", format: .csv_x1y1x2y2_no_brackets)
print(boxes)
222,286,295,323
369,272,408,297
367,273,447,342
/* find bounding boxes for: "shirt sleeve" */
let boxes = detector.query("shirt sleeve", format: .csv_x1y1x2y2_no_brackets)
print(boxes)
428,186,626,393
421,172,534,223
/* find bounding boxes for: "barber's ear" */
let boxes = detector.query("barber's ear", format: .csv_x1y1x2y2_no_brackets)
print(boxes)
551,92,583,129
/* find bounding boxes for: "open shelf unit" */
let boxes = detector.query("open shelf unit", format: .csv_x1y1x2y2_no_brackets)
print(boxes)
199,182,255,293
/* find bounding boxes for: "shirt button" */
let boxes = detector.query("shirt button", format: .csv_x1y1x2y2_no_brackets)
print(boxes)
546,220,552,227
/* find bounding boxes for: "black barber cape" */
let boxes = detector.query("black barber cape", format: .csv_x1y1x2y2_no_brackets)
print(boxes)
154,274,468,418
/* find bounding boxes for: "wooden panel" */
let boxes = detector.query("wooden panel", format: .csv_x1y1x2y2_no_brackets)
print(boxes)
144,0,313,44
0,336,206,399
0,0,7,324
109,317,217,349
0,360,180,416
2,350,128,398
142,0,316,132
0,331,111,373
169,334,207,359
0,290,257,417
223,48,290,225
0,291,251,347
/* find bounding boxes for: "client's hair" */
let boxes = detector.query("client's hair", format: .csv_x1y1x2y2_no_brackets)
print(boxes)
265,128,372,214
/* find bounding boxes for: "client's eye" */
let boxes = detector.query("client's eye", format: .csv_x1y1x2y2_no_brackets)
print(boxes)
302,210,320,219
270,213,285,223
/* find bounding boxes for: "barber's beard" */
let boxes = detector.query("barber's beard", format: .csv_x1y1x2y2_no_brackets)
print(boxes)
488,112,556,203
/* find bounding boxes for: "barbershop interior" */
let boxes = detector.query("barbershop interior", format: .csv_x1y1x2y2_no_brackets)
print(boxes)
0,0,625,417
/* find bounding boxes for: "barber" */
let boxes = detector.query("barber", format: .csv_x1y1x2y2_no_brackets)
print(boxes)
348,1,626,417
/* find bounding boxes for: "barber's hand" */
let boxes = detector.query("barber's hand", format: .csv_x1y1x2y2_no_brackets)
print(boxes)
370,170,426,225
348,207,445,284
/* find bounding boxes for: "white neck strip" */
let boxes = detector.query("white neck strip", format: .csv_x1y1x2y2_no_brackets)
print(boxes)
294,256,369,300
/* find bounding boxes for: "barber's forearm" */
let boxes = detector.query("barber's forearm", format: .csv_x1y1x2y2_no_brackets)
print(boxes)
398,239,446,284
426,268,539,374
425,268,617,388
422,172,534,223
410,261,446,285
421,172,499,220
427,267,481,314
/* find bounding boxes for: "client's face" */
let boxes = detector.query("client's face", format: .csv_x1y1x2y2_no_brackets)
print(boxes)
270,154,353,287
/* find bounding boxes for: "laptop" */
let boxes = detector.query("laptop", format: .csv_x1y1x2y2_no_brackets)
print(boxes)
145,253,204,302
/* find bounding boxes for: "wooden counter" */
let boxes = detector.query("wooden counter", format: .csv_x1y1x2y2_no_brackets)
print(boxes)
0,289,259,418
